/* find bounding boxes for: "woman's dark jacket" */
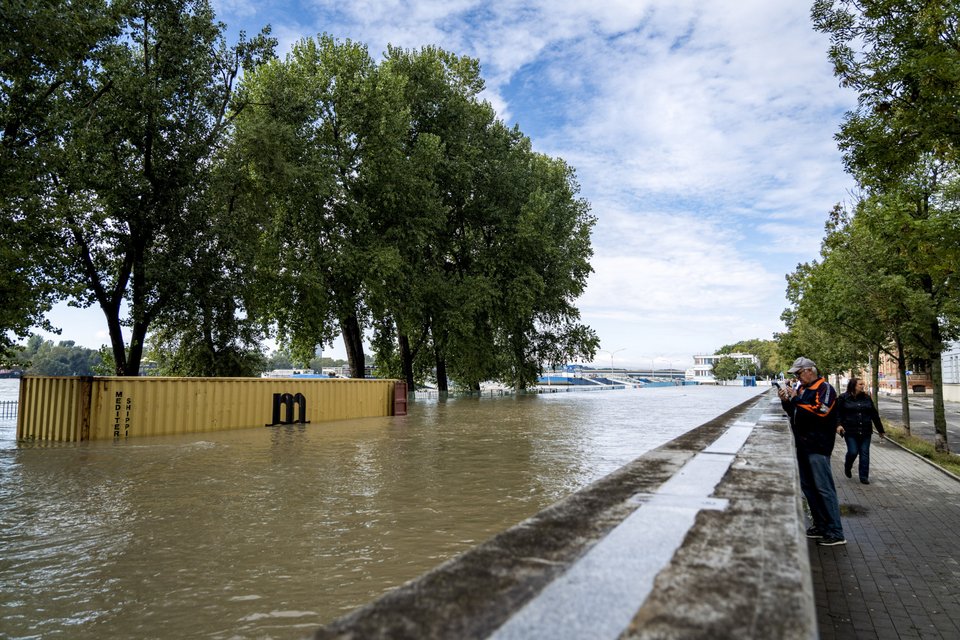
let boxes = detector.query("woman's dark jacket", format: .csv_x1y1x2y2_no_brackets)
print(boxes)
837,392,885,439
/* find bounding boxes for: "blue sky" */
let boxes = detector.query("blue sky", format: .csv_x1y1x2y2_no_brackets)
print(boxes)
39,0,857,371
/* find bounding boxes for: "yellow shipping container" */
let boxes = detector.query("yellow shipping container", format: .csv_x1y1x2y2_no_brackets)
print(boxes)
17,376,399,442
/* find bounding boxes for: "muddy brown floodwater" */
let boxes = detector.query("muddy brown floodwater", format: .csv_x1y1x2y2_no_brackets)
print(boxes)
0,380,762,639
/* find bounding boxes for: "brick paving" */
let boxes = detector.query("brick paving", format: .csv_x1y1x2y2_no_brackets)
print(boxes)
810,438,960,639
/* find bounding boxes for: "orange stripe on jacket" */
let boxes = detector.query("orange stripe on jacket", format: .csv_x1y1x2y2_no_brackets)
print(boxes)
796,378,835,417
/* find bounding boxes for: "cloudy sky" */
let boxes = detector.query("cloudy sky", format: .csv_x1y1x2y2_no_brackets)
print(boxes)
41,0,858,370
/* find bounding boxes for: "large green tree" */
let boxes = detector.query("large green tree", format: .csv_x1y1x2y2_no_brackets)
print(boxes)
366,45,505,391
232,35,403,377
142,120,272,377
819,202,919,428
0,0,117,363
782,185,960,443
238,41,598,388
8,0,273,375
712,356,751,383
717,339,783,377
781,208,886,372
812,0,960,185
481,149,598,390
16,336,105,376
857,169,960,449
372,46,598,391
813,0,960,451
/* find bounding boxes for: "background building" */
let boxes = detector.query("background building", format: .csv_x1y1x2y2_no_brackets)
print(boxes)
687,353,759,385
942,341,960,402
865,341,960,402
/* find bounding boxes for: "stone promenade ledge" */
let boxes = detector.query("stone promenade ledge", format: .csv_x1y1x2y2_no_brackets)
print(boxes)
310,393,813,639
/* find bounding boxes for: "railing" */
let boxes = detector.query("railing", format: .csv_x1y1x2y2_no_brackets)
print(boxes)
413,384,632,400
0,400,17,419
414,388,514,399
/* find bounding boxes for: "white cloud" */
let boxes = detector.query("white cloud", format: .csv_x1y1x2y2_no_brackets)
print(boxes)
213,0,261,19
579,207,783,318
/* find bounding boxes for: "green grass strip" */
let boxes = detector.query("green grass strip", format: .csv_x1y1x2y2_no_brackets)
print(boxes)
884,425,960,476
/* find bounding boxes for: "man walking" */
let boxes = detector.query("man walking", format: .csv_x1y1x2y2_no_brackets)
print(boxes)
779,357,846,546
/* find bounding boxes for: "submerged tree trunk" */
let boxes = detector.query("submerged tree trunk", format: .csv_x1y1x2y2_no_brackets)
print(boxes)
515,370,527,391
399,333,415,391
106,313,128,375
434,348,448,394
430,327,449,394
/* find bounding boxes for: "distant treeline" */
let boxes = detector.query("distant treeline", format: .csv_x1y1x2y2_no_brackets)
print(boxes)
7,336,349,378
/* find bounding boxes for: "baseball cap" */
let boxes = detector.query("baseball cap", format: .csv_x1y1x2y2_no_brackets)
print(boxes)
787,357,817,374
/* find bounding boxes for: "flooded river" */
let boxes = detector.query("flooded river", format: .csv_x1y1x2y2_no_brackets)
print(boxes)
0,379,763,639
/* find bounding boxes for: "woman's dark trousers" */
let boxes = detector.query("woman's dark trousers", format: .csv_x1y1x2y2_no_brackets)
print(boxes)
844,434,872,482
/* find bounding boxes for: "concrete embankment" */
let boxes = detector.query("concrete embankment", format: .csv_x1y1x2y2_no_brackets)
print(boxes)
309,391,814,639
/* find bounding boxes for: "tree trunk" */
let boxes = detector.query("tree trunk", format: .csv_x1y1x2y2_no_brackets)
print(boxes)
106,314,128,375
340,312,365,378
515,370,526,391
930,322,948,452
895,335,911,435
128,234,148,375
126,331,145,376
398,333,415,390
871,345,880,400
434,346,448,394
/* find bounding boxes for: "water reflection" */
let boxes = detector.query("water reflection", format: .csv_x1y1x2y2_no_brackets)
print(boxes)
0,380,762,639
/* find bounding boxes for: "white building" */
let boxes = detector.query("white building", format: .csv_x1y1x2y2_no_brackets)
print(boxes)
260,369,313,378
686,353,760,384
943,341,960,402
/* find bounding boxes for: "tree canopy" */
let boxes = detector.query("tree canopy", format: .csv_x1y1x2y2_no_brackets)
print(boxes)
233,38,598,389
12,336,105,376
716,339,783,377
783,0,960,451
712,356,753,382
812,0,960,185
0,0,116,363
1,0,276,374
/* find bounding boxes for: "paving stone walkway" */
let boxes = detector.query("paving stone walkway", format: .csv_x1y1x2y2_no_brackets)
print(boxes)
810,438,960,639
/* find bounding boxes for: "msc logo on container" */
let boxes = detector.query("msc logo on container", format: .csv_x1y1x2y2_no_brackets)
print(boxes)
266,392,311,426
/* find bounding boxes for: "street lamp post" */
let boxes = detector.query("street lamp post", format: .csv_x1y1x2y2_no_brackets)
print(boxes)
598,348,626,372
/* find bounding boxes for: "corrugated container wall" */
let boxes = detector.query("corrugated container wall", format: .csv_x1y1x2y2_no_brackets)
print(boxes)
17,376,398,442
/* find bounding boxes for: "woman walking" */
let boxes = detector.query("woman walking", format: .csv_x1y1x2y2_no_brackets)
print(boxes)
838,378,885,484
